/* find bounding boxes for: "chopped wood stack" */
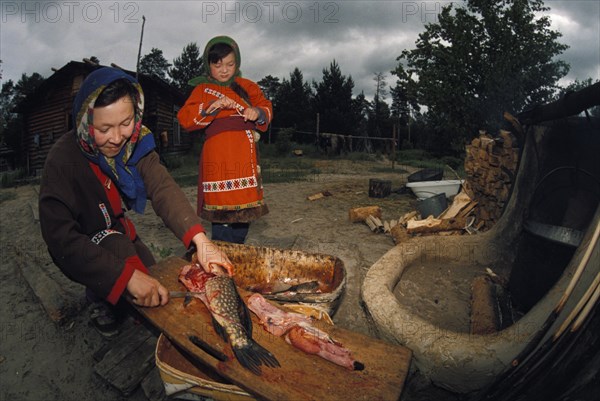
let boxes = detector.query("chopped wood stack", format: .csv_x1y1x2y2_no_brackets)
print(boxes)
464,130,519,230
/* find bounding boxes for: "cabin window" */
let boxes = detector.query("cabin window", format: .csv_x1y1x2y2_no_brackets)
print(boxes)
72,75,84,95
173,106,181,145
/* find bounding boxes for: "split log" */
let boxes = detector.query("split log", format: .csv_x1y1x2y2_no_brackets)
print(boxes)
470,276,498,335
457,202,478,219
391,224,411,244
365,215,384,233
399,211,419,225
307,193,324,201
439,191,472,219
371,215,384,228
368,179,392,198
365,216,378,232
406,216,467,234
307,191,332,201
349,206,382,223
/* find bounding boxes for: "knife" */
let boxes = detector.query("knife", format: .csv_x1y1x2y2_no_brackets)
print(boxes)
169,291,204,298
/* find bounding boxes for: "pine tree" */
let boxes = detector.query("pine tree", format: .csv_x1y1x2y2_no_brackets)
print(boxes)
139,48,171,80
169,43,203,94
313,60,356,135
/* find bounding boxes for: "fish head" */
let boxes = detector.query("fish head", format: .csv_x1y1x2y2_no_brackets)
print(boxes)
179,264,215,292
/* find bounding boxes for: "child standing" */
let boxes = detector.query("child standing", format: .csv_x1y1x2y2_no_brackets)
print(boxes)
178,36,272,244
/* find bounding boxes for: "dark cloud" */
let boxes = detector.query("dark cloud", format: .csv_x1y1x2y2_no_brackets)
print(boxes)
1,1,597,99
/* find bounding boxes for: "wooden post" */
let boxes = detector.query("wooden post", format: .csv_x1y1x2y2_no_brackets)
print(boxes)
136,16,146,79
407,108,411,144
315,113,320,145
392,124,396,170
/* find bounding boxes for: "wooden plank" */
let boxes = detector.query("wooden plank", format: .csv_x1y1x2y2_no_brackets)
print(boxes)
141,367,167,401
135,256,412,401
94,324,157,396
18,256,85,325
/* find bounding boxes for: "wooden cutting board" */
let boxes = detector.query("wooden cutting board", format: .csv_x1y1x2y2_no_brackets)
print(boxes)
135,256,412,401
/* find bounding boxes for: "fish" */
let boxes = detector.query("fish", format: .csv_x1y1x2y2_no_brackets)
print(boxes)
248,280,321,295
247,293,364,371
179,264,280,375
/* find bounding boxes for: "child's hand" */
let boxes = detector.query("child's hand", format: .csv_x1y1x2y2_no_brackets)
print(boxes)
207,96,236,114
242,107,259,122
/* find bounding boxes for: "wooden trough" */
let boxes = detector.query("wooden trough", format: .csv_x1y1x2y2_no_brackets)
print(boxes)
213,241,346,316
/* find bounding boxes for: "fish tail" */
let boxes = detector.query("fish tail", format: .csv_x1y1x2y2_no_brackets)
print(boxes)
233,340,280,375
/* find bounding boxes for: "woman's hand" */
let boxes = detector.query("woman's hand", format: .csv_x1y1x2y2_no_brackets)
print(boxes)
126,269,169,307
192,232,235,276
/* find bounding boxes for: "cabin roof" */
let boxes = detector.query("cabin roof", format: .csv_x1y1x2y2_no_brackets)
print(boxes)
18,60,185,112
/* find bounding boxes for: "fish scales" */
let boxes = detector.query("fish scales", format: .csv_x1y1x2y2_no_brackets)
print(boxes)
179,264,280,375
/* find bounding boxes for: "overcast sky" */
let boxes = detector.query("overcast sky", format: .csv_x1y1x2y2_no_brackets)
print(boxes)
1,1,598,101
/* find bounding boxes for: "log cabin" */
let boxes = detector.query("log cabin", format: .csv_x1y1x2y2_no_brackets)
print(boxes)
18,60,191,176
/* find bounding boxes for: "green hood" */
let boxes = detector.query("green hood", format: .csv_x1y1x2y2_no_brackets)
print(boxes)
188,36,241,87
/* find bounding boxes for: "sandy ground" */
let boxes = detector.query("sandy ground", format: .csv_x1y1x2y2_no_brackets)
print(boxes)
0,159,459,401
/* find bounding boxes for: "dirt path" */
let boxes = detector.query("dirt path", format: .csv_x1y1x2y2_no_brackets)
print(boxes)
0,159,457,401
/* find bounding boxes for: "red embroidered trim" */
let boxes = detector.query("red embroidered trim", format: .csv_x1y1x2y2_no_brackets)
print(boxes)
182,224,204,249
89,162,136,241
106,255,148,305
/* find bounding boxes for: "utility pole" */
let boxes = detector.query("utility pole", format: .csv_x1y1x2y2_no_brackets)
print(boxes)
315,113,320,145
136,15,146,79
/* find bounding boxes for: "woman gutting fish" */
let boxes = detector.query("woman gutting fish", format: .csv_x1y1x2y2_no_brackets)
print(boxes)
39,67,233,338
179,263,280,375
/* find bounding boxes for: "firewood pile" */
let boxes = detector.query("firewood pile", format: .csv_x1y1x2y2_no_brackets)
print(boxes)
463,130,519,230
349,198,478,244
349,129,520,242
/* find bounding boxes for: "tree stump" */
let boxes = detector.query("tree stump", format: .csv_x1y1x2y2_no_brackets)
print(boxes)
368,179,392,198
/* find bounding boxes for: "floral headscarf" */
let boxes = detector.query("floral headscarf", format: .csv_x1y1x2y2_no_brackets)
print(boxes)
188,35,242,87
72,67,155,213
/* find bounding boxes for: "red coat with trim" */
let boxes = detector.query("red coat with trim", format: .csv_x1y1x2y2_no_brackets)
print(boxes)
178,77,272,223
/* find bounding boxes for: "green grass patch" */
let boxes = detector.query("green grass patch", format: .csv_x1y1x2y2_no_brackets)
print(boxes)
0,169,27,188
0,190,17,204
371,165,409,174
165,146,464,187
261,157,320,183
148,243,174,259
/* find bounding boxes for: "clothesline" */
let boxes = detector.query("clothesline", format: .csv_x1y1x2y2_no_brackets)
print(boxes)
280,129,396,142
